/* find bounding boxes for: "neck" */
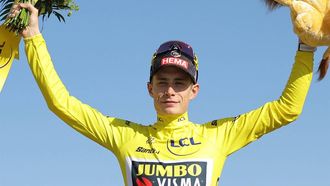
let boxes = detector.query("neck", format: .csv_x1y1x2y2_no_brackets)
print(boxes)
154,112,189,130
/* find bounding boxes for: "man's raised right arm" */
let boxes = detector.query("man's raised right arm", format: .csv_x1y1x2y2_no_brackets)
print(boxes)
13,3,131,153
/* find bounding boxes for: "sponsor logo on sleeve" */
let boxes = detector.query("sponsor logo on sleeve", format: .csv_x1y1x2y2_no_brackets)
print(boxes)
146,137,155,145
131,161,207,186
233,115,240,123
125,120,131,126
211,120,217,127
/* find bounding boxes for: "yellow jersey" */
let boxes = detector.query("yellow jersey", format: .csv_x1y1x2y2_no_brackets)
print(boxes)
24,34,313,186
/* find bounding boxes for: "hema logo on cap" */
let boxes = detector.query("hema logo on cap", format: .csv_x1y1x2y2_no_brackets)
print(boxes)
161,57,188,69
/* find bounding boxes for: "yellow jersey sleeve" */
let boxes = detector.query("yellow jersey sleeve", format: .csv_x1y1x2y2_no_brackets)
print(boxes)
218,51,314,156
24,34,138,153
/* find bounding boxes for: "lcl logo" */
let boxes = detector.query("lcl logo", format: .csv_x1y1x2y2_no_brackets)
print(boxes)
167,137,202,156
170,137,201,147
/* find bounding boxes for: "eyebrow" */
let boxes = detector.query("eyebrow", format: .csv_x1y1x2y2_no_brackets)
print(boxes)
155,76,187,81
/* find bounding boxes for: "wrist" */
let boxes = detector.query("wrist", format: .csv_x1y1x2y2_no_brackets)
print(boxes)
22,27,40,38
298,42,316,52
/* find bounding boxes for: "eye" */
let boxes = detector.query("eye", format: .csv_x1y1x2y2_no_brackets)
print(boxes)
175,81,187,86
157,81,167,86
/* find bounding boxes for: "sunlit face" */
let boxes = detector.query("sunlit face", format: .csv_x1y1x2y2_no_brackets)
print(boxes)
148,66,200,115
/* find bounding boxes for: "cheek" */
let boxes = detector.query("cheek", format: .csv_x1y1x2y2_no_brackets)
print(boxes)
149,84,160,96
152,88,165,100
182,88,194,99
178,92,190,103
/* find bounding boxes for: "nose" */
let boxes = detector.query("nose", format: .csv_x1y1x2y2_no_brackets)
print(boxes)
164,85,176,96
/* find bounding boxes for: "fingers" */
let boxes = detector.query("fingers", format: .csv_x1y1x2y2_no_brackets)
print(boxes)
18,3,38,16
7,2,40,38
8,4,20,18
8,3,38,18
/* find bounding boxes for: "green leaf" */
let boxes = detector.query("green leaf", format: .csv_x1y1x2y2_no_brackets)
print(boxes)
2,0,79,33
53,11,65,22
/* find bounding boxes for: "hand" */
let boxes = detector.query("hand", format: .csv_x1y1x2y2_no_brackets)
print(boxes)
9,3,40,38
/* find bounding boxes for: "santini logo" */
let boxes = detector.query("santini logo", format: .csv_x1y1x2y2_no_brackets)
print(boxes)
136,147,160,154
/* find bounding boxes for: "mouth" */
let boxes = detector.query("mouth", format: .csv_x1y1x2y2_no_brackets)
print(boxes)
161,100,179,106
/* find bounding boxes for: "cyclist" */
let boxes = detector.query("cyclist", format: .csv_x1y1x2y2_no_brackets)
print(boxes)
11,3,315,186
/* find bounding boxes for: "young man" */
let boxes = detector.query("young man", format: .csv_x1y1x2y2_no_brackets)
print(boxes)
12,3,315,186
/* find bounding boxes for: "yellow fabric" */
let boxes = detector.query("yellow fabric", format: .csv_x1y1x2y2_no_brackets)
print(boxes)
0,24,21,92
25,34,313,186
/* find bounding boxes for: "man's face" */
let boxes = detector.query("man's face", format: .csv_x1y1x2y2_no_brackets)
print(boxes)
148,66,200,115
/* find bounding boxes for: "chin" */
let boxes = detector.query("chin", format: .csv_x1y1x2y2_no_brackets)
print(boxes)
159,108,184,115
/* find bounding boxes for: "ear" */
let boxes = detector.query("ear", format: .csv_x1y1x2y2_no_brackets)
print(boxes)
147,82,153,97
189,83,200,100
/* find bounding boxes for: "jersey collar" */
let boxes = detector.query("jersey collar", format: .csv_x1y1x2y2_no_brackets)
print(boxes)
153,112,189,131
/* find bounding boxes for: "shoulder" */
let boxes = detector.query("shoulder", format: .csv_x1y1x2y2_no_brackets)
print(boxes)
106,116,150,133
201,117,237,128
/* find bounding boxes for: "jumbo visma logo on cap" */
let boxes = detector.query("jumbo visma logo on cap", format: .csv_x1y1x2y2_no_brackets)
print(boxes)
132,161,207,186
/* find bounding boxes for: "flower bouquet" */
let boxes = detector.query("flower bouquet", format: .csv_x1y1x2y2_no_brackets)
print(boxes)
263,0,329,80
1,0,79,34
0,0,78,92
